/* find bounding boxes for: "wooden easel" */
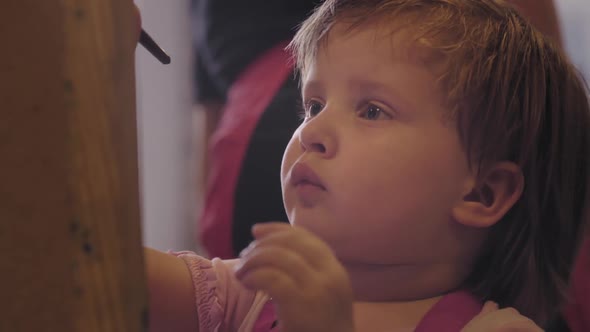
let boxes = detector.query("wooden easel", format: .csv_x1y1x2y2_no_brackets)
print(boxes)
0,1,148,331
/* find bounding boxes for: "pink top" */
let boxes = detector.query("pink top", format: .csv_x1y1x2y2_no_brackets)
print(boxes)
174,252,483,332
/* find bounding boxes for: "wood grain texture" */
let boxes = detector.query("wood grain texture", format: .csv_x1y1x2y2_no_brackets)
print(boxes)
0,1,148,331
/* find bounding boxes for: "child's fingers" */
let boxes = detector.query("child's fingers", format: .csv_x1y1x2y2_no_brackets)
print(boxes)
492,308,540,330
249,224,335,269
479,301,499,315
238,267,298,300
251,222,292,238
234,245,314,285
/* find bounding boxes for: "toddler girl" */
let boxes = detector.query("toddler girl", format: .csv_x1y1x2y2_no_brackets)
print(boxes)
147,0,590,331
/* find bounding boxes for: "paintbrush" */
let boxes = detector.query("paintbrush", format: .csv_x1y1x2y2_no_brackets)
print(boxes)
139,29,171,65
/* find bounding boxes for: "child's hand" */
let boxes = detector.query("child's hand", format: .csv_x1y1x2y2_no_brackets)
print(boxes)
461,301,543,332
234,222,354,332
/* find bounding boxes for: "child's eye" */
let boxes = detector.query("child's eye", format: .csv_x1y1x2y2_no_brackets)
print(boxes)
359,104,391,121
301,100,324,119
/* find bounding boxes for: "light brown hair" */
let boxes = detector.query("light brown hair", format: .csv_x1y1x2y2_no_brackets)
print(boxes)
289,0,590,325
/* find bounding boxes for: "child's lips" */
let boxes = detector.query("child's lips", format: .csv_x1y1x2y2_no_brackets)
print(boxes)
290,163,327,190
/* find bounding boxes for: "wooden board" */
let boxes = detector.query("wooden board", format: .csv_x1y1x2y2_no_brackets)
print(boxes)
0,1,148,331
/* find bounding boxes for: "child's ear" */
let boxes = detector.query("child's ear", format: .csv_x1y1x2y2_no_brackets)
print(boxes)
452,161,524,228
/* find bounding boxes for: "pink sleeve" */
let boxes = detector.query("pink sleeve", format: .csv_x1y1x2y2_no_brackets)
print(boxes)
172,251,261,332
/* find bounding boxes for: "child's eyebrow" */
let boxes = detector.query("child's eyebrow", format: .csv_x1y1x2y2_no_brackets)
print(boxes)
302,78,414,113
350,79,395,96
349,78,414,112
301,80,325,98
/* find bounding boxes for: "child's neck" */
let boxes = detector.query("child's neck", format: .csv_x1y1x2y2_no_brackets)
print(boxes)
354,297,441,332
344,260,470,330
344,260,468,301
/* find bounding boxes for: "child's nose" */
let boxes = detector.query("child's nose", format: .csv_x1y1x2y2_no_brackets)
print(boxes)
298,114,337,158
301,139,326,154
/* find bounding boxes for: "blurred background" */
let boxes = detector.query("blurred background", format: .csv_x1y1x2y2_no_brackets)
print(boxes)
133,0,590,253
135,0,202,252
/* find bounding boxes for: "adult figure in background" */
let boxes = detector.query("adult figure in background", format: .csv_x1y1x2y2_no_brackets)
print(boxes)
192,0,320,259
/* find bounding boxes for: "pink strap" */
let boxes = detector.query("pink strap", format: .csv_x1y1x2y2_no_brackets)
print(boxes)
199,42,294,259
415,290,482,331
252,300,278,332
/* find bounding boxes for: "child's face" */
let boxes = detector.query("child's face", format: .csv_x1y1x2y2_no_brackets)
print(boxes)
281,23,477,266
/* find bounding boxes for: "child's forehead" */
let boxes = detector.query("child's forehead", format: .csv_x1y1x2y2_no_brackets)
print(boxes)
299,22,449,111
304,20,447,80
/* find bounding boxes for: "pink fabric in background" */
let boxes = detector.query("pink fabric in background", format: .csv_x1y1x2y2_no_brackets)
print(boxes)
199,42,293,259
